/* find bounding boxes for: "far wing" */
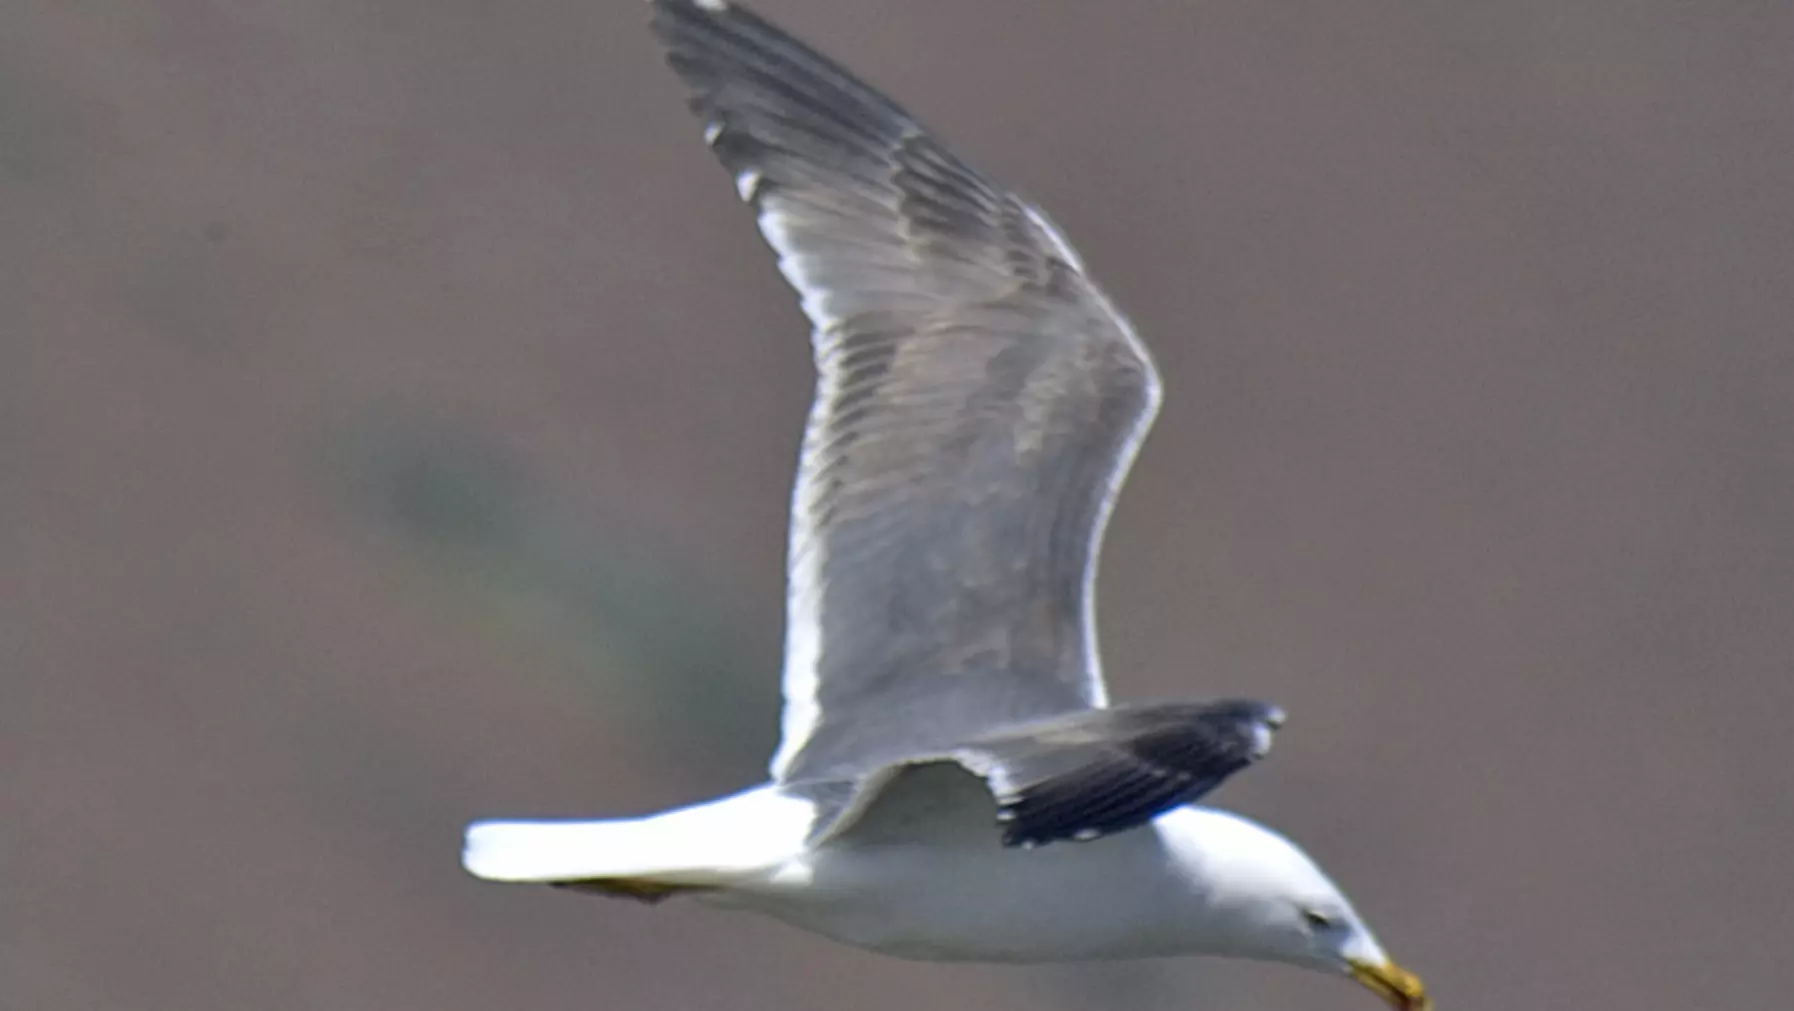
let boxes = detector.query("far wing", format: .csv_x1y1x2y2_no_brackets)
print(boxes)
812,700,1286,848
962,699,1285,847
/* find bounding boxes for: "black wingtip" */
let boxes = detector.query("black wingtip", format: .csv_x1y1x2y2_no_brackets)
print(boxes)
974,699,1287,849
648,0,920,198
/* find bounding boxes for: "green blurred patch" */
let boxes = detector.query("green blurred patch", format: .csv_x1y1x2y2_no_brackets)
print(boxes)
327,415,778,779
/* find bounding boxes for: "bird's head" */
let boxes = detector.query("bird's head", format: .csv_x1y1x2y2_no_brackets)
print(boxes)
1162,809,1432,1011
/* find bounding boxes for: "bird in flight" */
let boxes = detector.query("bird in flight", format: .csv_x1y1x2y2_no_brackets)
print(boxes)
464,3,1430,1009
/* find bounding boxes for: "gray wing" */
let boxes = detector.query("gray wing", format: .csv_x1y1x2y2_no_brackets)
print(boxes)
651,0,1162,783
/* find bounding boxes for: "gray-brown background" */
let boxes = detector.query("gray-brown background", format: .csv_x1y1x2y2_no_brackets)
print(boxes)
11,1,1792,1009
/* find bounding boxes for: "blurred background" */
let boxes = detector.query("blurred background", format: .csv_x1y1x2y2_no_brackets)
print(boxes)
9,1,1793,1008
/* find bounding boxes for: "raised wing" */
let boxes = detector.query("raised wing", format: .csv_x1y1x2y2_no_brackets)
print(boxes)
651,0,1162,783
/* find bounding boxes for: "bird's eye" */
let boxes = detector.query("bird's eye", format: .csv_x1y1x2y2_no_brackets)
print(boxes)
1301,909,1339,931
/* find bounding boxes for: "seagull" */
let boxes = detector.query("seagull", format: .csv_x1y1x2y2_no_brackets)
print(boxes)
464,2,1430,1008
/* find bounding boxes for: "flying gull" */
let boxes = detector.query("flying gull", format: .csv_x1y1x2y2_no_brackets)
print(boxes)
464,2,1430,1008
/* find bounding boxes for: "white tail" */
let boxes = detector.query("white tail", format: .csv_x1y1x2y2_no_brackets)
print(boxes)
464,820,647,882
462,785,815,885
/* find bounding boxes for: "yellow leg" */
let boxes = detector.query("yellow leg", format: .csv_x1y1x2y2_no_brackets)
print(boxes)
550,877,713,904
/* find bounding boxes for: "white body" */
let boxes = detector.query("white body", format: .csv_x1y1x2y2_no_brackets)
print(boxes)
464,785,1384,966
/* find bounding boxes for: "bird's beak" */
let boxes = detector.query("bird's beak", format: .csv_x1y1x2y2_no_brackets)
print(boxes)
1348,957,1431,1011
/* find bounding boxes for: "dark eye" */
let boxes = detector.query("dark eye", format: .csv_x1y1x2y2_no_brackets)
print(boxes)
1302,909,1340,930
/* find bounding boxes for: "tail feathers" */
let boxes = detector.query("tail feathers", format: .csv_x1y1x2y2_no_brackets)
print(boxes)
462,785,816,887
464,820,652,883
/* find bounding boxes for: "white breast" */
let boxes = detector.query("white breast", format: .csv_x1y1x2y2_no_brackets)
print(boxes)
712,809,1233,962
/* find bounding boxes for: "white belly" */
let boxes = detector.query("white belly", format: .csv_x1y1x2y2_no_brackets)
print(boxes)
706,815,1216,962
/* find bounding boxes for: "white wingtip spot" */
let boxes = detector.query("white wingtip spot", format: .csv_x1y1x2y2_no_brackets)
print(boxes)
736,168,764,202
695,0,729,11
1249,722,1277,760
703,122,724,146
